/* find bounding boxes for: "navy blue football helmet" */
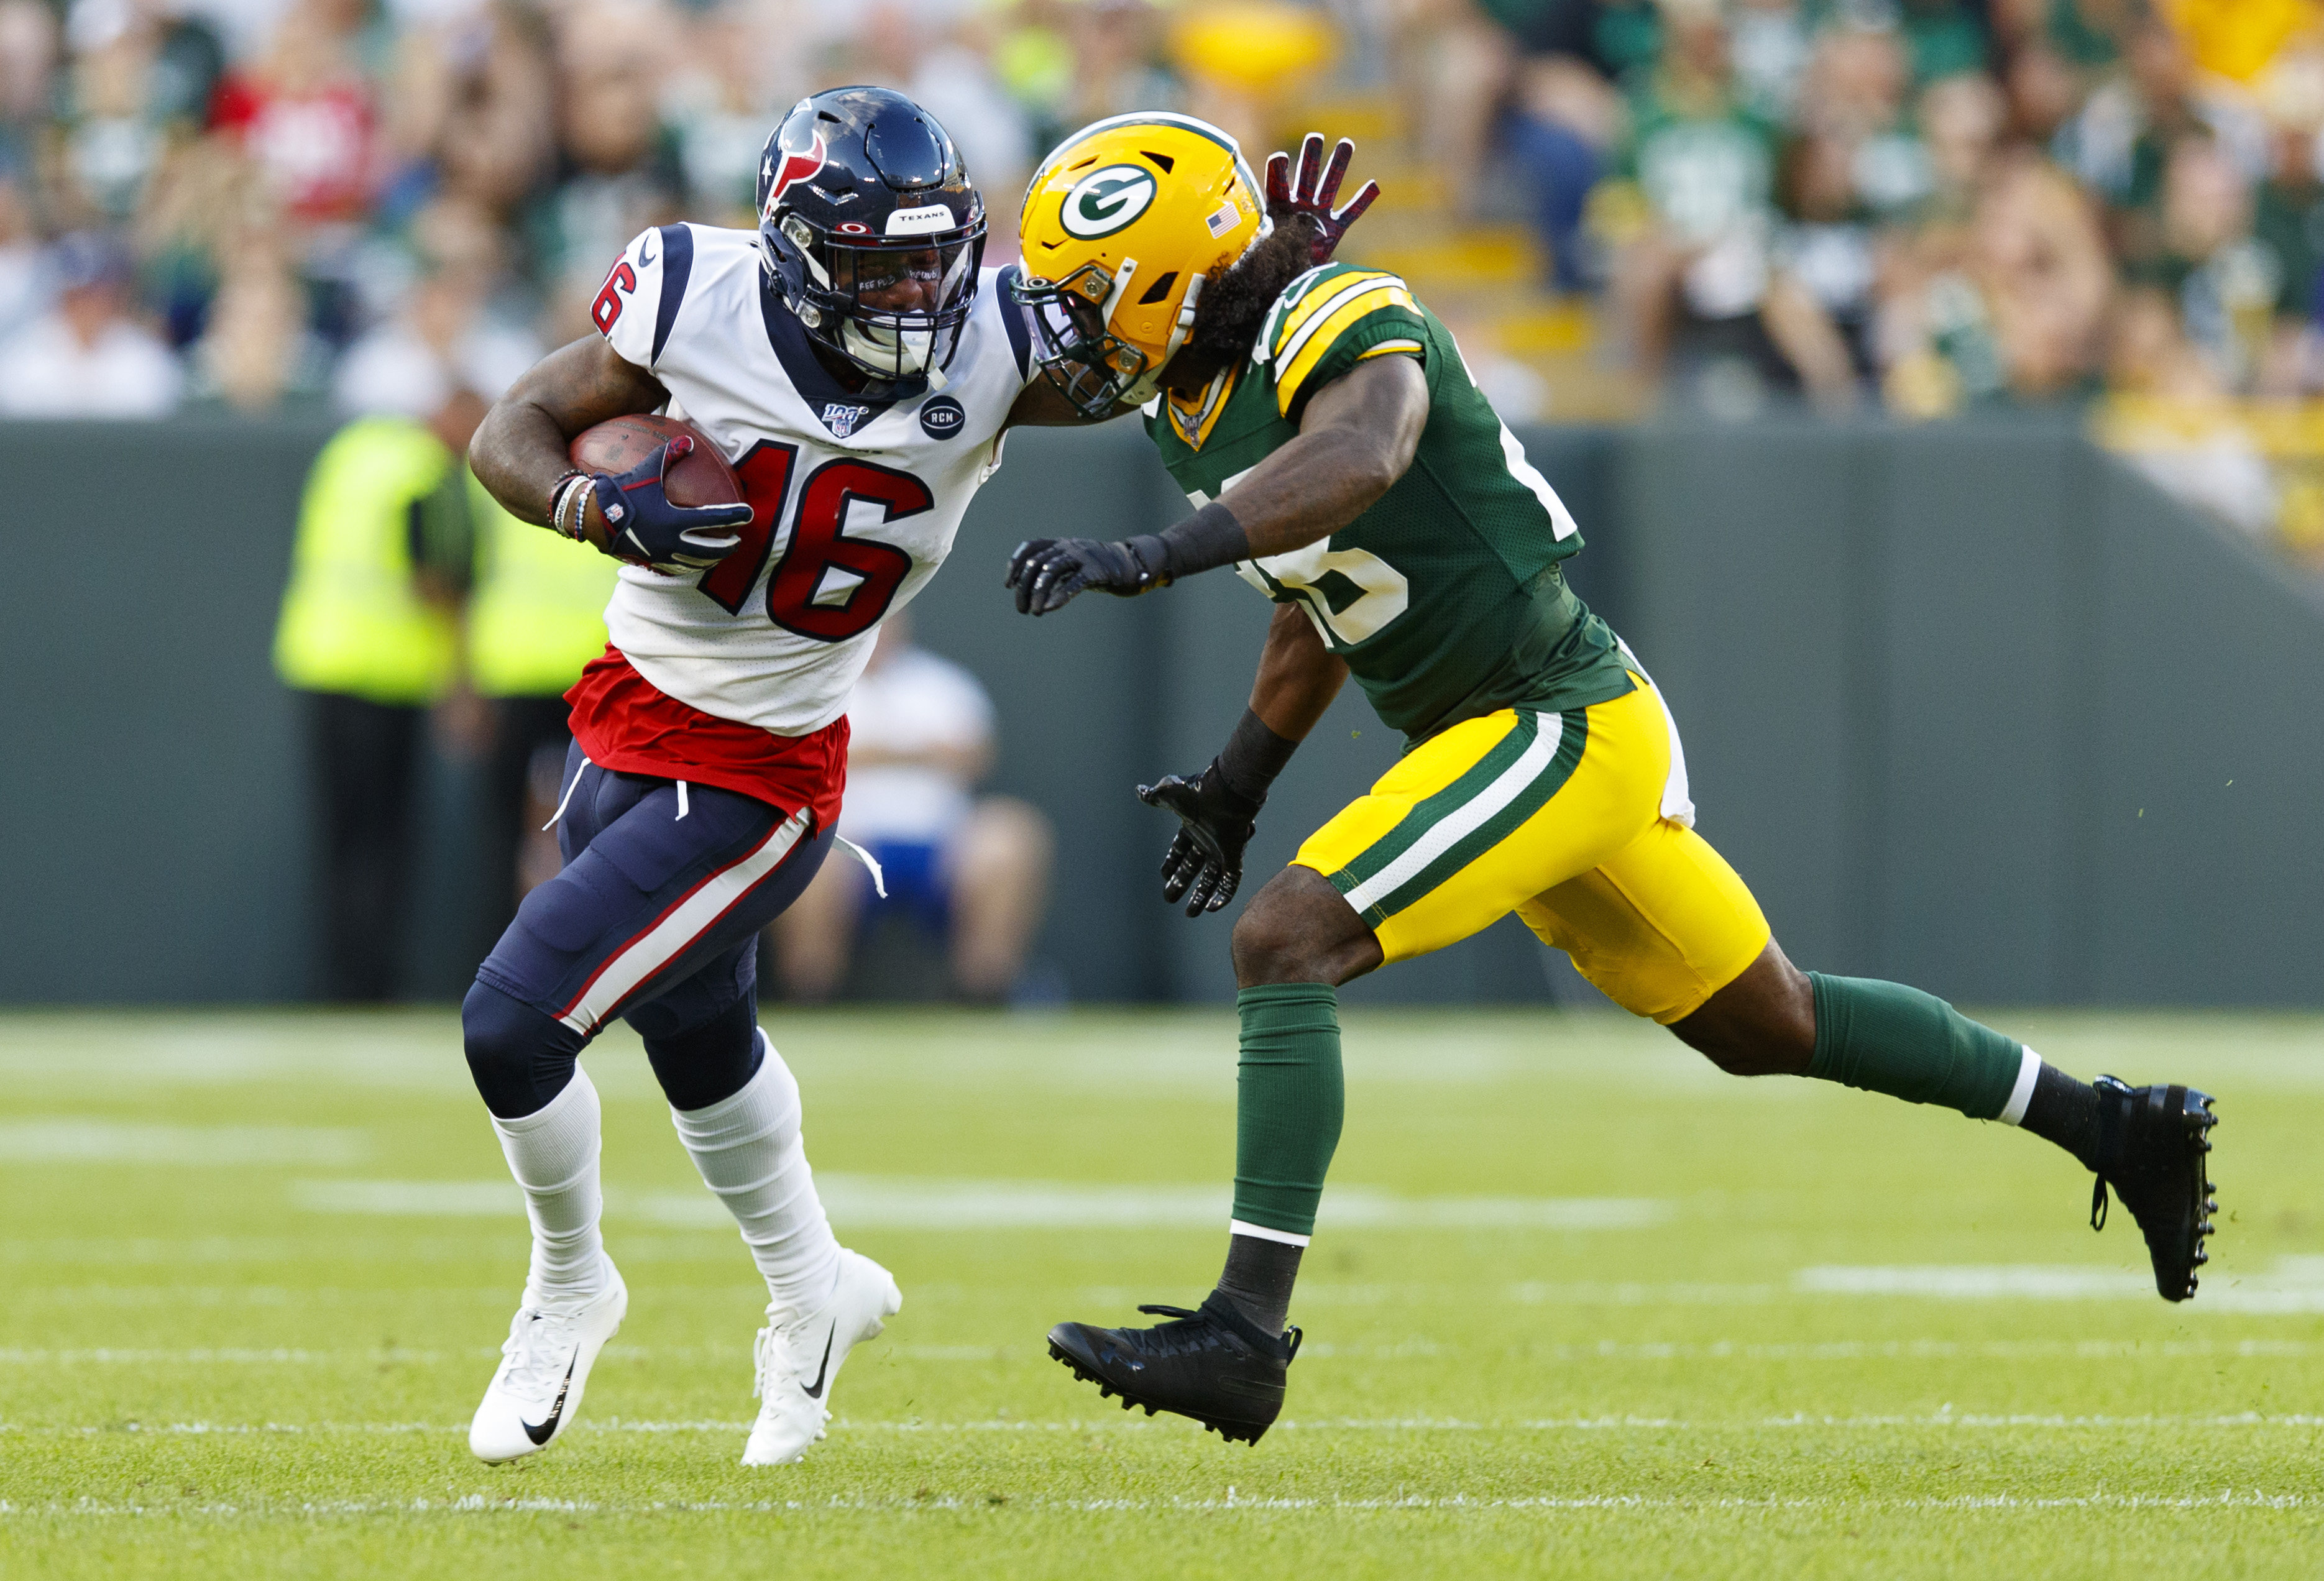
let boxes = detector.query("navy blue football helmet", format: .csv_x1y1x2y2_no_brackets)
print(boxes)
756,86,986,396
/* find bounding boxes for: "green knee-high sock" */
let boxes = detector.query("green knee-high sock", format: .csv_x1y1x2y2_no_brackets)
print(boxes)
1231,984,1344,1239
1806,973,2026,1120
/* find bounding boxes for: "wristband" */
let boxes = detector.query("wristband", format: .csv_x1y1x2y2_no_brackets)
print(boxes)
1154,500,1251,580
1121,534,1171,589
549,470,593,540
1215,707,1300,805
549,469,587,520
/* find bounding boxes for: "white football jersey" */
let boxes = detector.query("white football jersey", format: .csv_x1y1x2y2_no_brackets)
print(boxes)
592,223,1034,735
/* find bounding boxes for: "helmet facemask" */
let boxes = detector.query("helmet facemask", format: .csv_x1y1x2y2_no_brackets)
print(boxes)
766,210,986,392
1011,258,1207,419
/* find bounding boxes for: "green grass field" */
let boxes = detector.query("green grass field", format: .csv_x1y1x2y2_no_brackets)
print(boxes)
1,1006,2319,1578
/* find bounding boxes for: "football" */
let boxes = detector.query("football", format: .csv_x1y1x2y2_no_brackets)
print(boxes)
567,413,743,510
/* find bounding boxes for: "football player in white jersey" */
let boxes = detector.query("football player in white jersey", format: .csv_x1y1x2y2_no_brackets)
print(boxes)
457,86,1106,1470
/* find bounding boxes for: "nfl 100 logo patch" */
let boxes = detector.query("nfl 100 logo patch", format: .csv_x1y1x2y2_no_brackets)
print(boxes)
820,402,872,438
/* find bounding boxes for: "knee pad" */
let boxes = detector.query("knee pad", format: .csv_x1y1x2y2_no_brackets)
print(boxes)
462,979,587,1119
636,990,764,1112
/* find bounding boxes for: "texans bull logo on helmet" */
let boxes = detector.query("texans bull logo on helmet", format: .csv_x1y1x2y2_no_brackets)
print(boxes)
763,123,828,220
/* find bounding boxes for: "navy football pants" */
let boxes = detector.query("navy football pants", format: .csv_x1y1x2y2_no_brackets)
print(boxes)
463,741,833,1119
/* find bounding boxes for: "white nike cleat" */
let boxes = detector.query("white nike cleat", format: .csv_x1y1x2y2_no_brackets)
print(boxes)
741,1249,901,1467
469,1261,628,1464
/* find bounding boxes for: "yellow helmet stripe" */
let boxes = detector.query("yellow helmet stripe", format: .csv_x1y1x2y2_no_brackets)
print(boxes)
1024,112,1264,228
1275,283,1419,416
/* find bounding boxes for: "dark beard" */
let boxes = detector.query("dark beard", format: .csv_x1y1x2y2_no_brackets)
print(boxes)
1164,217,1323,393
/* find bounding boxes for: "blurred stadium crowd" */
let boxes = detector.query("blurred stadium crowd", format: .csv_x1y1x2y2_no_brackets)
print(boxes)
0,0,1063,419
1456,0,2324,549
7,0,2324,551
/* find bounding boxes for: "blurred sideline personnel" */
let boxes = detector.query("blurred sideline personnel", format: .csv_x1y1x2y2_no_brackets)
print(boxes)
464,473,620,925
273,389,484,1001
769,611,1052,1003
460,86,1190,1470
1003,121,2223,1446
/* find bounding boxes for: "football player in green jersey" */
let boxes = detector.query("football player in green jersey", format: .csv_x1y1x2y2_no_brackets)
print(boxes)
1005,119,2219,1446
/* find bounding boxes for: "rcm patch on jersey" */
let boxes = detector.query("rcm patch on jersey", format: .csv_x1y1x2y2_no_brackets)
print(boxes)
920,396,965,439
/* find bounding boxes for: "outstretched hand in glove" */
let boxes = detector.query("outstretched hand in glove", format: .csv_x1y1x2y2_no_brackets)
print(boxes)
1006,535,1169,615
1138,763,1264,917
1265,132,1380,266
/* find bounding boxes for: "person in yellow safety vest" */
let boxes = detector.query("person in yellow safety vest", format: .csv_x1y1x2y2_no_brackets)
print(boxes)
464,466,619,932
275,389,487,1002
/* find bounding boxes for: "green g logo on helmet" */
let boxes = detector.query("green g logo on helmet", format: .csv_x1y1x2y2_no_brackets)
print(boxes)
1060,164,1159,239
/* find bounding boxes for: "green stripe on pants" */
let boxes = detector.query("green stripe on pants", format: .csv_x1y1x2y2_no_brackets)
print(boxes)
1329,712,1542,896
1358,710,1591,924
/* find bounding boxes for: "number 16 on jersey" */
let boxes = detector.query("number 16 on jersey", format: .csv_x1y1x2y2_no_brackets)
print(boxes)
698,441,935,642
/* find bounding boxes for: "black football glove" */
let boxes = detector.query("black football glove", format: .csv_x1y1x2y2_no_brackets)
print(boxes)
589,435,753,575
1138,763,1262,917
1265,132,1380,267
1007,536,1167,615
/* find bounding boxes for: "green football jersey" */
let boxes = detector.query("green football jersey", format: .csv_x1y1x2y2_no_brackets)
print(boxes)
1143,262,1635,744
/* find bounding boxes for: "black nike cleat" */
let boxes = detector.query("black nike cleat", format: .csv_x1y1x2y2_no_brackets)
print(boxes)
1047,1292,1301,1445
2087,1076,2218,1301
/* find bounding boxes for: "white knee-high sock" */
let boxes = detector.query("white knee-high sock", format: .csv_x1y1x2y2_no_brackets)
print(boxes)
669,1032,842,1314
489,1069,607,1305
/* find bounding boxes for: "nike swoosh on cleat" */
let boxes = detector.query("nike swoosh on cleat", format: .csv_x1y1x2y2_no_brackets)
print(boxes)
520,1354,579,1446
799,1324,837,1400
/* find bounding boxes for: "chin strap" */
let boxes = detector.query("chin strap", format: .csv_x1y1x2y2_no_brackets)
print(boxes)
1099,257,1140,329
1119,272,1206,409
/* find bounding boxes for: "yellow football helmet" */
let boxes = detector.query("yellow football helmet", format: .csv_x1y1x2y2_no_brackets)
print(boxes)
1013,113,1269,416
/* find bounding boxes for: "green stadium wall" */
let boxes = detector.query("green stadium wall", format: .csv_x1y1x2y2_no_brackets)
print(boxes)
1,415,2315,1007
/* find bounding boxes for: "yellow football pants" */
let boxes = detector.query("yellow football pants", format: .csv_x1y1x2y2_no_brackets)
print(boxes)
1292,678,1771,1024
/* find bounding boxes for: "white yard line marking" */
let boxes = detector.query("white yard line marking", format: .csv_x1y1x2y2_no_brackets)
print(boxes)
3,1336,2305,1368
290,1177,1666,1233
7,1013,2324,1098
17,1269,2322,1322
0,1121,365,1166
1797,1258,2324,1313
0,1349,441,1365
1,1490,2315,1518
7,1411,2322,1437
7,1287,518,1308
292,1181,518,1216
1532,1336,2321,1361
1507,1281,1777,1305
3,1239,319,1265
